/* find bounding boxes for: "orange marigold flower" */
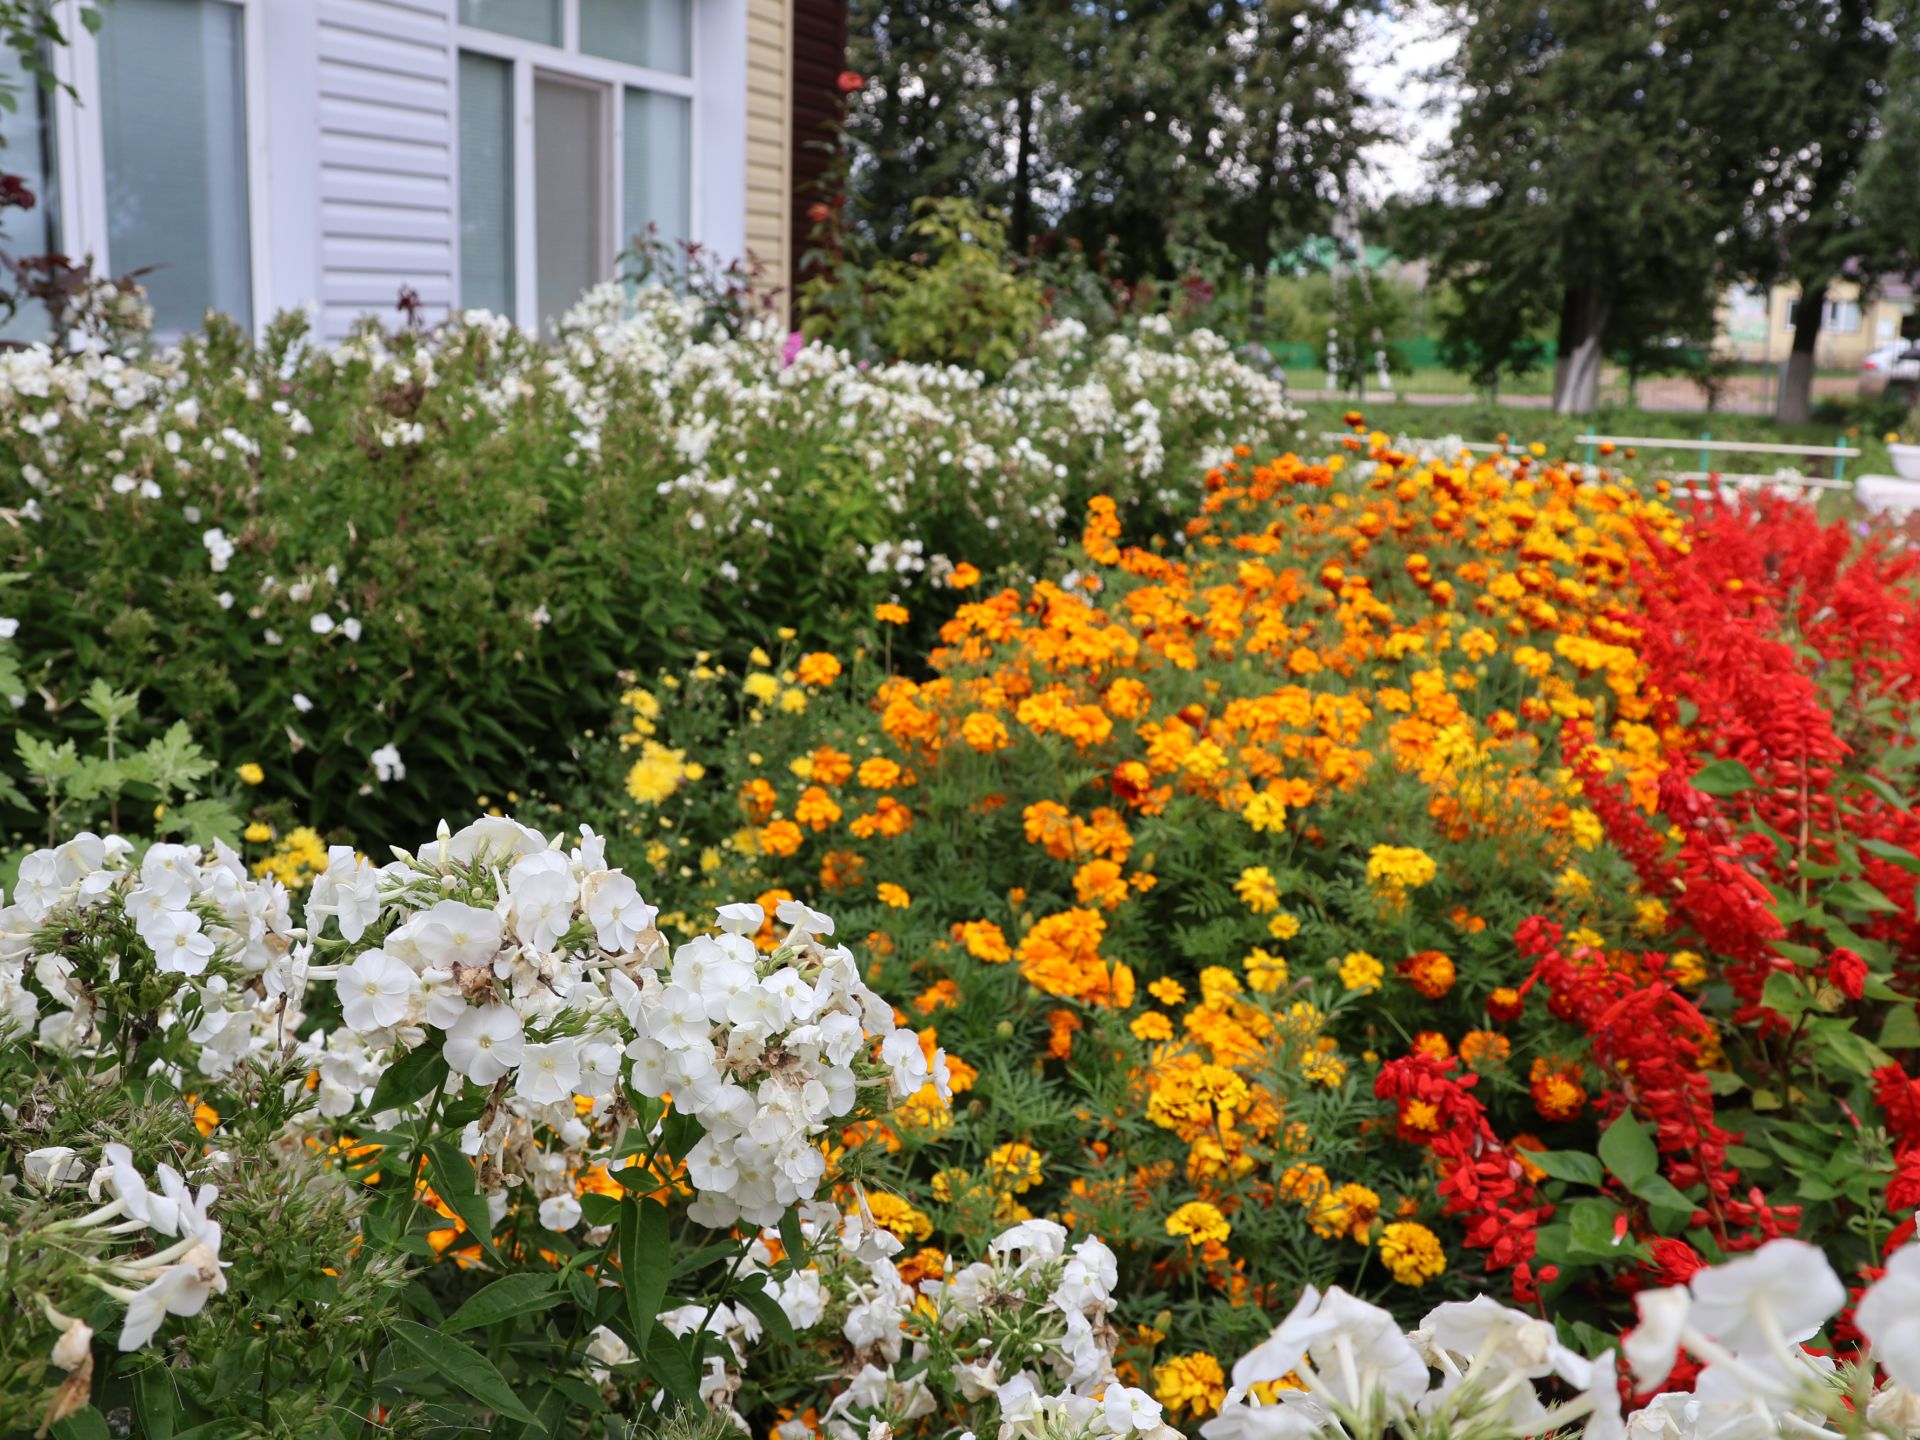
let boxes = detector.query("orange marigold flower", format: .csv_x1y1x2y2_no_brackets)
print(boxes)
759,820,803,857
857,756,903,788
1154,1354,1226,1421
738,777,777,824
1458,1029,1512,1070
876,882,911,909
808,746,854,785
949,562,982,589
961,710,1011,753
952,919,1013,964
1131,1011,1174,1041
849,796,914,839
1487,986,1525,1022
1410,1031,1452,1061
874,602,909,625
1045,1008,1082,1059
794,785,842,831
914,979,961,1015
796,652,842,686
1398,949,1456,999
1073,858,1130,910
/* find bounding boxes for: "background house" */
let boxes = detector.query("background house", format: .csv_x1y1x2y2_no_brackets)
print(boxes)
1718,277,1916,368
0,0,844,343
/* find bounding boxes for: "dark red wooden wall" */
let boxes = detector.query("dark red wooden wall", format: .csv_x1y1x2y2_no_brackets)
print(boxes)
790,0,849,298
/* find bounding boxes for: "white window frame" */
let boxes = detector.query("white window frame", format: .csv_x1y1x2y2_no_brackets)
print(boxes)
457,0,700,331
49,0,275,335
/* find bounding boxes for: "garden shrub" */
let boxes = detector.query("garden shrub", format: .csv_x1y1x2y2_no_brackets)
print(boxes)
0,289,1296,844
564,436,1920,1401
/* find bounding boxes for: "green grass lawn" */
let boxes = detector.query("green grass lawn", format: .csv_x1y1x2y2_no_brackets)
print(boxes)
1292,399,1895,479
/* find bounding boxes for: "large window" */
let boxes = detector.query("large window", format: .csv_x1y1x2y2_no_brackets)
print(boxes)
458,0,694,331
0,44,60,343
95,0,254,333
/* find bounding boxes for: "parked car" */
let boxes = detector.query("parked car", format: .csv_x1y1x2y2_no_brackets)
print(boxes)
1861,340,1920,398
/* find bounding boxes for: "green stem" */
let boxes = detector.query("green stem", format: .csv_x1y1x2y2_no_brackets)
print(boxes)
408,1067,452,1198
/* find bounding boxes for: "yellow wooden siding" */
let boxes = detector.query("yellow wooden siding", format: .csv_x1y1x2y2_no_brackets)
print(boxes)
744,0,791,326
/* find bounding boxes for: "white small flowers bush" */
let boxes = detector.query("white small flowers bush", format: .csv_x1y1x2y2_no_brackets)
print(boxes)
0,814,945,1433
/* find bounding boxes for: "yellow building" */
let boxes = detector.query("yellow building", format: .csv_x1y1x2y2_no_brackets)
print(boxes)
1720,278,1916,368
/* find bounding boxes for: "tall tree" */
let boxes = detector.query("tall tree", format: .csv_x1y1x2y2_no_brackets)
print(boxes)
1431,0,1740,413
1213,0,1379,340
1712,0,1919,423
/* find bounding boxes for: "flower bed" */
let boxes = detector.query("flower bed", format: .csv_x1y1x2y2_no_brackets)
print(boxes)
9,424,1920,1434
562,435,1920,1415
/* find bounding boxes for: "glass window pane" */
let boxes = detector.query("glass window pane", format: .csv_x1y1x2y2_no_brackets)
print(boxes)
581,0,691,75
97,0,252,333
0,45,59,344
458,51,514,316
623,87,690,250
534,77,604,331
459,0,560,46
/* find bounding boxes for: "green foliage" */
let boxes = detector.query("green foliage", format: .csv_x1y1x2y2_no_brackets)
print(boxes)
0,290,1294,844
868,200,1047,376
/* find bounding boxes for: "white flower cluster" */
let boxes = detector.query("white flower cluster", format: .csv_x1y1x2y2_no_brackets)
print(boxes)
765,1205,1177,1440
1205,1237,1920,1440
24,1142,227,1353
2,816,944,1245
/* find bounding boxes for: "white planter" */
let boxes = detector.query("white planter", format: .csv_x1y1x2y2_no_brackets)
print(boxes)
1891,443,1920,482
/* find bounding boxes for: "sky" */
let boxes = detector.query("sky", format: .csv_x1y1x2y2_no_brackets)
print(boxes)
1352,1,1460,202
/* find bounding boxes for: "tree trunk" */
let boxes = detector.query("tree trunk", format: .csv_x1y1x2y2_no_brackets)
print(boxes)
1245,118,1283,342
1010,82,1033,253
1552,285,1613,415
1776,279,1826,425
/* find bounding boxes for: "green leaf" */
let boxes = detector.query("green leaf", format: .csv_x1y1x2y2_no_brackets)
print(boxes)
1690,759,1758,796
444,1271,564,1333
428,1138,501,1264
642,1327,705,1409
1598,1114,1659,1190
50,1409,112,1440
1523,1149,1605,1186
368,1044,449,1114
730,1278,795,1343
134,1366,180,1440
621,1196,671,1351
1881,1004,1920,1051
1761,971,1809,1017
1825,879,1900,914
778,1207,808,1268
1860,838,1920,874
389,1319,538,1423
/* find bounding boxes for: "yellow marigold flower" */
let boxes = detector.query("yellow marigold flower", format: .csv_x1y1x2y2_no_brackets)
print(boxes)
1244,947,1289,993
1366,844,1438,892
1165,1200,1231,1248
984,1141,1043,1195
748,646,772,666
874,603,909,625
1147,977,1187,1006
876,882,911,910
863,1192,934,1243
1636,897,1671,933
1234,865,1280,914
1669,950,1707,988
235,762,264,786
1338,950,1384,994
1379,1221,1447,1285
744,671,780,703
1131,1012,1174,1041
779,687,808,714
1241,790,1289,833
243,821,273,843
1308,1182,1380,1243
1267,911,1301,941
796,652,841,687
1154,1354,1226,1420
961,710,1011,753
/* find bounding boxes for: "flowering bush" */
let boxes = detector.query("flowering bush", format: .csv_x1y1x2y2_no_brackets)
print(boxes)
0,812,947,1433
0,288,1296,842
565,431,1920,1419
